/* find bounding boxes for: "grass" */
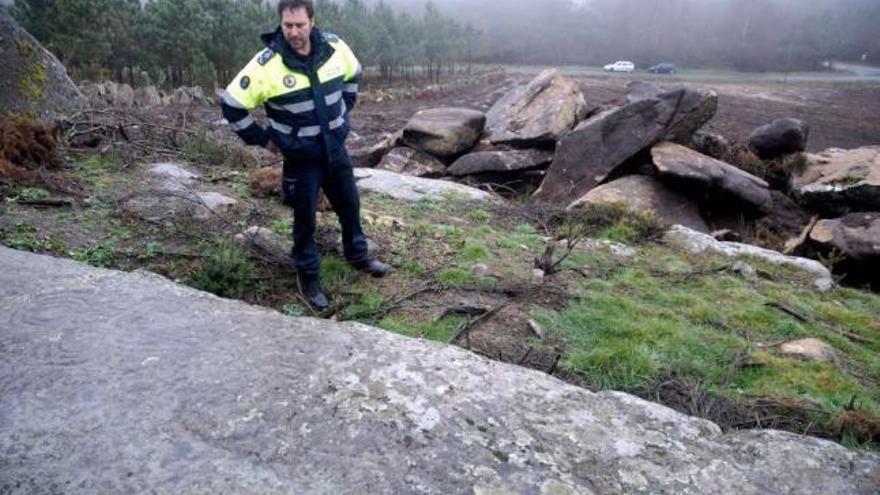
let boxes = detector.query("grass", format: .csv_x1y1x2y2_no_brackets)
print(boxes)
378,314,466,342
538,245,880,444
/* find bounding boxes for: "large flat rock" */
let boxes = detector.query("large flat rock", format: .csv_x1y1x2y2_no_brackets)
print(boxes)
1,247,877,494
354,167,498,203
534,87,717,204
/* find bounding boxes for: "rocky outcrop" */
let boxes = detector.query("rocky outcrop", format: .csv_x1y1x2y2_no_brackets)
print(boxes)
485,69,588,147
651,141,772,212
1,247,877,494
119,161,237,222
664,225,836,291
446,149,553,177
0,8,87,120
534,87,717,203
353,167,498,203
377,147,447,178
568,175,708,232
810,212,880,262
401,107,485,158
793,146,880,214
749,117,809,159
690,130,732,160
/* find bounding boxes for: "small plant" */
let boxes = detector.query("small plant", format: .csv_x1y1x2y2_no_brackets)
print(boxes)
73,243,116,268
281,303,306,317
466,208,492,224
187,242,255,298
13,187,50,201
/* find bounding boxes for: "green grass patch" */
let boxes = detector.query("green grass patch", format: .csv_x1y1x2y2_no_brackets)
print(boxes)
541,246,880,439
378,314,466,342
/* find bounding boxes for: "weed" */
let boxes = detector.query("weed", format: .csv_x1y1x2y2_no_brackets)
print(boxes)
281,303,306,317
187,242,255,298
73,243,116,268
436,267,476,287
466,208,492,224
269,218,293,236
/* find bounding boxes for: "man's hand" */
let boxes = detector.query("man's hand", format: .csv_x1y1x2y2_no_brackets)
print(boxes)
265,140,281,155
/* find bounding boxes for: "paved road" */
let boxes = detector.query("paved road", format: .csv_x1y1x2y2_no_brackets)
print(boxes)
506,64,880,84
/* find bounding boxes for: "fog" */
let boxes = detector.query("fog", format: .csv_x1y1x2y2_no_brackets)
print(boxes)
376,0,880,70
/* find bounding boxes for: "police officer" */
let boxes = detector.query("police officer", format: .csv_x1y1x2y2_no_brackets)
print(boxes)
220,0,387,311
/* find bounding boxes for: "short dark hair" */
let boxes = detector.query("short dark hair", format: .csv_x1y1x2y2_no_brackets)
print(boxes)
277,0,314,19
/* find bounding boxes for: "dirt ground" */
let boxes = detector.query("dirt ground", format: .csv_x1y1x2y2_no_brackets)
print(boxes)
352,74,880,153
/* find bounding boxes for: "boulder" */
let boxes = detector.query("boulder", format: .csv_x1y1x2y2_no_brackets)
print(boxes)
446,149,553,177
349,130,402,168
663,225,835,292
401,107,485,159
377,147,446,178
119,162,237,222
568,175,708,232
749,118,809,159
0,8,87,120
807,212,880,288
193,192,238,220
116,83,135,107
485,69,588,147
809,212,880,262
625,80,663,103
780,338,837,362
793,146,880,214
1,246,878,494
134,86,162,107
353,167,498,203
651,141,772,212
690,130,732,160
534,87,717,204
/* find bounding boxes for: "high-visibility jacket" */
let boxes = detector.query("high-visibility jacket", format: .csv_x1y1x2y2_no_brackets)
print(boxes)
220,27,361,165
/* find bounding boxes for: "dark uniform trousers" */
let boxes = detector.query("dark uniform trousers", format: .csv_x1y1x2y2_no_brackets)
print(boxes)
283,150,369,276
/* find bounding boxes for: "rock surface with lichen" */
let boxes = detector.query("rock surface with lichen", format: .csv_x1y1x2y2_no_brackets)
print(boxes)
1,246,877,494
0,7,87,121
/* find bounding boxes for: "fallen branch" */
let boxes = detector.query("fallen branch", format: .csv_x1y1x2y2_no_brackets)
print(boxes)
16,198,74,208
448,299,509,344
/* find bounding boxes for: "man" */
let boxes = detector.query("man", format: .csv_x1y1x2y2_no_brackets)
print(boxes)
220,0,387,311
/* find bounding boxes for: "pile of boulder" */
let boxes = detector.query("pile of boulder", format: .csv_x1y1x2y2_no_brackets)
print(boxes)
351,70,878,289
80,82,211,108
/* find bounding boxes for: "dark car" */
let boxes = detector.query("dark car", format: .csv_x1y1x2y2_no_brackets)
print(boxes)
648,63,677,75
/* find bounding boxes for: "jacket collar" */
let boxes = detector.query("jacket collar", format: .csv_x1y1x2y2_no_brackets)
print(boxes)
261,26,333,72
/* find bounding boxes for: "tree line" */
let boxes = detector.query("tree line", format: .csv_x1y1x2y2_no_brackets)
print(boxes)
412,0,880,72
9,0,482,89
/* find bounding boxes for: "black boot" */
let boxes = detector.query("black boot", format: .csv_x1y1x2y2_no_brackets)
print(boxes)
352,259,389,278
297,273,329,311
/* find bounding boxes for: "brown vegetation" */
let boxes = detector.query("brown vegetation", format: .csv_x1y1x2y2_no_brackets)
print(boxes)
0,115,58,185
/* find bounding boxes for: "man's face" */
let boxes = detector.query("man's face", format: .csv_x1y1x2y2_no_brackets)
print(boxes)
281,7,314,54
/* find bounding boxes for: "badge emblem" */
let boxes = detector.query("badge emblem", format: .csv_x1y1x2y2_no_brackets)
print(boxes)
258,49,274,65
283,75,297,88
240,76,250,89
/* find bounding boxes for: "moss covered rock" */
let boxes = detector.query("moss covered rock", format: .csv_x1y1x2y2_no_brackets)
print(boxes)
0,8,86,121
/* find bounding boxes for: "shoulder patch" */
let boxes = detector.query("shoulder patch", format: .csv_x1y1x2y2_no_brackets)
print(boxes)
258,49,275,65
323,32,340,42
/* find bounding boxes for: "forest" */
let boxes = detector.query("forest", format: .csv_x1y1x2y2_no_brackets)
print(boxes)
8,0,880,89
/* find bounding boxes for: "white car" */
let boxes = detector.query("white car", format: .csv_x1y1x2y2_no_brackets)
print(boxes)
603,61,635,73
